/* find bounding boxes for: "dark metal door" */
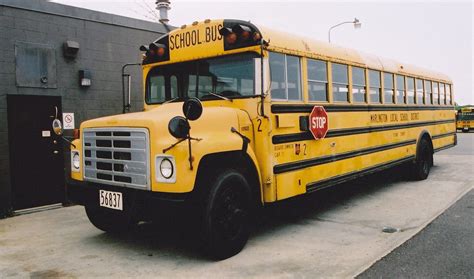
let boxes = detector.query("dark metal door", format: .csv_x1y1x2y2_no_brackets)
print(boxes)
7,95,65,210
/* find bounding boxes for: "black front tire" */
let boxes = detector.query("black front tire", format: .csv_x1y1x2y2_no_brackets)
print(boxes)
201,169,252,260
411,138,433,181
85,204,137,233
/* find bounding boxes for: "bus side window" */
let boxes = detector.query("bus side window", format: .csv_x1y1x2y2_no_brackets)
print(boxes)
396,75,405,104
286,55,302,101
369,70,381,104
352,66,366,103
439,83,446,105
446,84,452,105
424,80,432,105
270,52,302,101
332,63,349,102
383,72,394,104
432,82,439,105
415,79,424,104
269,52,287,100
406,77,415,104
307,59,328,102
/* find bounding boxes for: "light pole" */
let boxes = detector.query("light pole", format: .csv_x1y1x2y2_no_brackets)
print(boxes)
328,18,361,43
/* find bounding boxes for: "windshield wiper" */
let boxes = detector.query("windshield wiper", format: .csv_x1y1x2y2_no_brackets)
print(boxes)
204,92,232,102
162,96,182,104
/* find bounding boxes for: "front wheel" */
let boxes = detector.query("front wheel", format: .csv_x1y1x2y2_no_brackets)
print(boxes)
201,169,252,260
410,138,433,181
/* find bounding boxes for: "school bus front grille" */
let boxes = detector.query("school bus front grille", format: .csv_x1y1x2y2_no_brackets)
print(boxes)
82,128,150,190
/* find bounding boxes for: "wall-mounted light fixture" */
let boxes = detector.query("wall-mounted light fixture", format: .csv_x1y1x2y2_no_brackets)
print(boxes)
63,40,80,59
79,70,91,87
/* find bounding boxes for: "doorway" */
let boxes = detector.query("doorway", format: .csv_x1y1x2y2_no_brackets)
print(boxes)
7,95,65,210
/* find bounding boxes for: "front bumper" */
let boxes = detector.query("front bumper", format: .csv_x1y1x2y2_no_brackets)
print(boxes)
67,182,192,218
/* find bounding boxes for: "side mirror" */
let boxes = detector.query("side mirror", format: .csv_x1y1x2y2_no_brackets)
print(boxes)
168,116,190,139
52,119,63,136
182,97,202,121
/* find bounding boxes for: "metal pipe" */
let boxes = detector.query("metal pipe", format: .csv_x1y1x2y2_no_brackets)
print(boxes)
156,0,171,23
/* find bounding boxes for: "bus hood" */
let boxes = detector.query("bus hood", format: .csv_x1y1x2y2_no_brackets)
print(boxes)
80,102,243,144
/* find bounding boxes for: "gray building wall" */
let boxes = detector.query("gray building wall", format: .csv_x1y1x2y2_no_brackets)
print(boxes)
0,0,168,217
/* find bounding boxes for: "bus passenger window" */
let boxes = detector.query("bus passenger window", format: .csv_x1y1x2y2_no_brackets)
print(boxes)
439,83,446,105
269,52,286,100
415,79,424,104
332,63,349,102
369,70,381,103
383,72,394,104
432,82,439,105
406,77,415,104
270,52,301,101
308,59,328,102
446,84,452,105
396,75,405,104
352,67,366,103
287,55,302,101
424,80,432,105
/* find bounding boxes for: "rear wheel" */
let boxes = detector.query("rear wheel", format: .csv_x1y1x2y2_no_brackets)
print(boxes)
200,169,252,260
411,138,433,181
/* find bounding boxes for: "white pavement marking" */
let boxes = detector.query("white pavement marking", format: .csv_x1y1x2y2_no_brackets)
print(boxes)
0,152,473,278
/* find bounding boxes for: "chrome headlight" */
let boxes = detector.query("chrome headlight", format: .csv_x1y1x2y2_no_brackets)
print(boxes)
71,151,80,172
155,155,176,183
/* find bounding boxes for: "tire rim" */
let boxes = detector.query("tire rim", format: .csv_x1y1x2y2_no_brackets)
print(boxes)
213,186,247,241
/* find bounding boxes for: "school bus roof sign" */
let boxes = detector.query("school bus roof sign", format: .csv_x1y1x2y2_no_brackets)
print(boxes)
309,106,329,140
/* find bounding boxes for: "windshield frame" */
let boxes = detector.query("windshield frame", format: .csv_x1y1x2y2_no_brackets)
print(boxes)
145,52,261,105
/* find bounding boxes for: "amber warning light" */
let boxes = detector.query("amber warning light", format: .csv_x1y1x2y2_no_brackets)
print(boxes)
218,24,262,50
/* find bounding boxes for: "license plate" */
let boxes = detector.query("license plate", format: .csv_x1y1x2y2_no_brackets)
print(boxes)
99,190,123,211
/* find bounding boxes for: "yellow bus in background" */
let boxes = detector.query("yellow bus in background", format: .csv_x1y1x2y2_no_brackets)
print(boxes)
64,19,456,259
456,107,474,132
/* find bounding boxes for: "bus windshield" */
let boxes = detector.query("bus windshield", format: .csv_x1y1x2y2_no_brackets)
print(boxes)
146,53,258,104
458,113,474,121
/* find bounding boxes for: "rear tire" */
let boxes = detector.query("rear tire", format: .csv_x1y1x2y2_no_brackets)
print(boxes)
85,204,137,233
200,169,252,260
411,138,433,181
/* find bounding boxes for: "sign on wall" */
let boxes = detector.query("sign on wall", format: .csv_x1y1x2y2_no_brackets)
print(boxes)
62,113,75,130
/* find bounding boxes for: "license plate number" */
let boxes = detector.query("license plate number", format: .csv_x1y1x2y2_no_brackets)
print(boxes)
99,190,123,211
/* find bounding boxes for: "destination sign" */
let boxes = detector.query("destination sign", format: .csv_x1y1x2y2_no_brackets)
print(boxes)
169,24,223,50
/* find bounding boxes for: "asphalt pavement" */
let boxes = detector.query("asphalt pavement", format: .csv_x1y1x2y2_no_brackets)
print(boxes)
359,132,474,278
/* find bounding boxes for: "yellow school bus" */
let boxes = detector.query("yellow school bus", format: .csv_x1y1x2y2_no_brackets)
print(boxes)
456,107,474,132
64,19,456,259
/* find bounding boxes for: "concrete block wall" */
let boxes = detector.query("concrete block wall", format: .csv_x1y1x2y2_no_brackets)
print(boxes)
0,0,168,217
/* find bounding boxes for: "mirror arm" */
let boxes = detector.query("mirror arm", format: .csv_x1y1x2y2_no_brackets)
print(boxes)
61,136,76,148
163,137,187,153
121,63,141,114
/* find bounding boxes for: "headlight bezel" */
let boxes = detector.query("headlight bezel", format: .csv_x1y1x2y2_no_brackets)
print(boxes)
71,150,80,172
155,155,176,183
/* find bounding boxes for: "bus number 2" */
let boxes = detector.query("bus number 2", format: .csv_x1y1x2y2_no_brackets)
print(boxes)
257,119,262,132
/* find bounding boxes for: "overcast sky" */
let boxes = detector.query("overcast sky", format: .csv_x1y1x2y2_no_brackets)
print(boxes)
51,0,473,105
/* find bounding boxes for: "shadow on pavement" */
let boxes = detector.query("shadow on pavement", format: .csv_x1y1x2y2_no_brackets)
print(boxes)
83,164,413,260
